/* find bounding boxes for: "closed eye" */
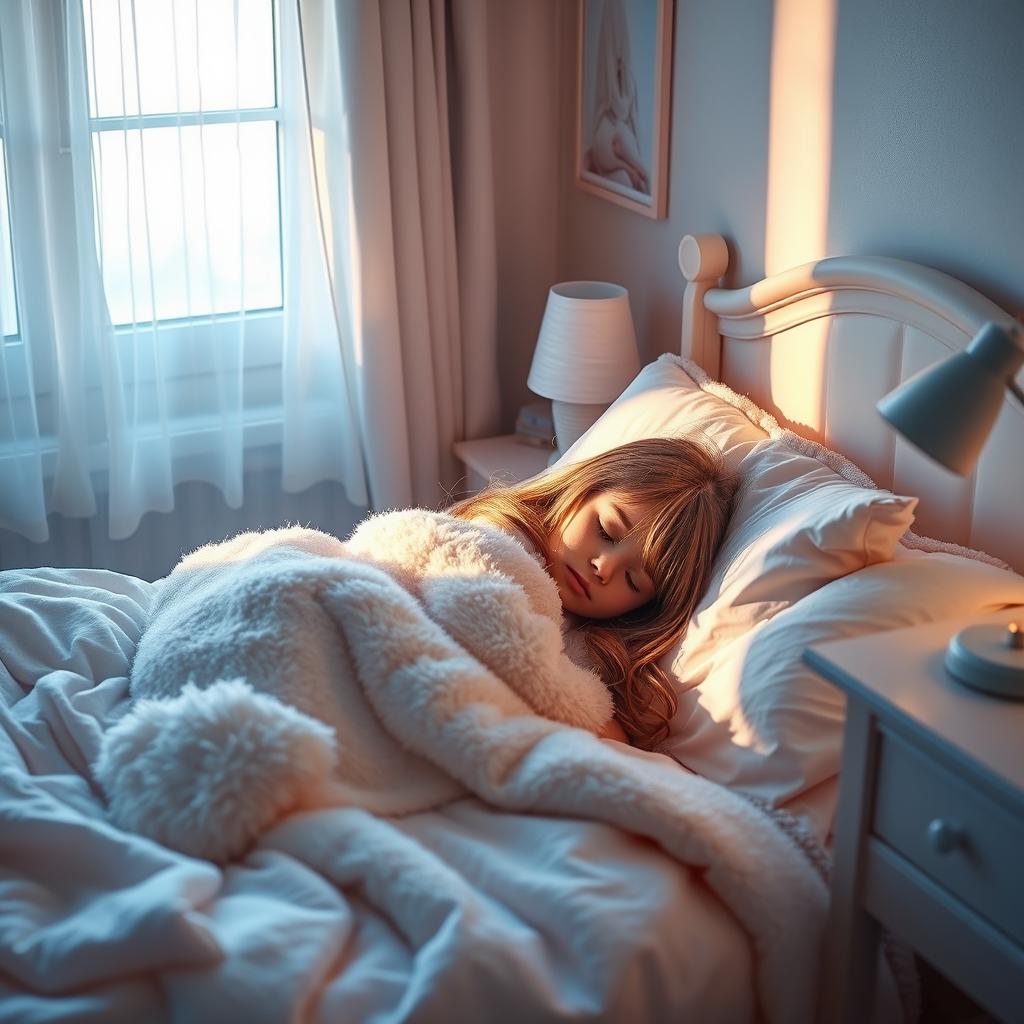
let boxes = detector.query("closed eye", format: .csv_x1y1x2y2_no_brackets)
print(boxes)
599,519,641,593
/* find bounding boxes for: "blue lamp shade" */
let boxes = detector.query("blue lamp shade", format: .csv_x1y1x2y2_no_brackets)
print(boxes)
877,322,1024,476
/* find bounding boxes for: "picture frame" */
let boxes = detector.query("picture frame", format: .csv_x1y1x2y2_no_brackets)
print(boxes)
575,0,674,220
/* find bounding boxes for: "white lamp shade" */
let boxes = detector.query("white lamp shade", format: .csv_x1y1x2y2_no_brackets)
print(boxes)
527,282,640,404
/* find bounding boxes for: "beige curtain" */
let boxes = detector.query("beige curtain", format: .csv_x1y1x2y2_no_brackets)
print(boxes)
297,0,501,510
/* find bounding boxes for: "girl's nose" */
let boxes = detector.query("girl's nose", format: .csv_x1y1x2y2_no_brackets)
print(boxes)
591,552,620,583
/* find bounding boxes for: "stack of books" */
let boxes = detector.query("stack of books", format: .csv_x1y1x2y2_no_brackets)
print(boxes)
514,401,556,449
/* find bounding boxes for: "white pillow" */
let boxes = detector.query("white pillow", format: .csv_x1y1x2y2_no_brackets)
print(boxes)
660,546,1024,842
565,354,767,467
668,437,918,682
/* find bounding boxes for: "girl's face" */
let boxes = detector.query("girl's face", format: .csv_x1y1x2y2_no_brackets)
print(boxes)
547,490,656,619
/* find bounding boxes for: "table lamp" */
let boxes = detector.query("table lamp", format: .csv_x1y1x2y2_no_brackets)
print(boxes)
877,320,1024,699
527,282,640,458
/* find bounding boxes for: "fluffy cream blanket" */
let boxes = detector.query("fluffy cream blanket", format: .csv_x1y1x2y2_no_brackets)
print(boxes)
110,510,612,839
96,509,828,1023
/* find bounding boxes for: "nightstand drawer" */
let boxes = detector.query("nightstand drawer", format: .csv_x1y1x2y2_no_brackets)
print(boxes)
872,728,1024,947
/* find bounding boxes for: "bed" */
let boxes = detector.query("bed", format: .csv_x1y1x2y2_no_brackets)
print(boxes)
2,235,1022,1024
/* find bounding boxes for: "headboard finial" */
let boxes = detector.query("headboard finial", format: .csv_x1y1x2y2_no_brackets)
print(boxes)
679,234,729,283
680,234,728,379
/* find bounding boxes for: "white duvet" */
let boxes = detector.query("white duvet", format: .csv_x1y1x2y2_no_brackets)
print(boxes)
1,542,833,1023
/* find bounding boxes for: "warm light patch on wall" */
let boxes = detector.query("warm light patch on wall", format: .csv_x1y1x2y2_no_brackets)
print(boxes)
769,318,830,438
764,0,837,276
763,0,837,436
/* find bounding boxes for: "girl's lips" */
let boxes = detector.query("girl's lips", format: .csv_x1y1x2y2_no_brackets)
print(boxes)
567,565,591,599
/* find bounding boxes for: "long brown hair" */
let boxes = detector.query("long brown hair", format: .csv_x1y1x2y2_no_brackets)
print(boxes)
448,436,736,749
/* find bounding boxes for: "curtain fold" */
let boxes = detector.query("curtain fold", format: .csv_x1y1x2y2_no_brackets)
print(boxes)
280,0,368,501
0,0,101,539
298,0,501,510
450,1,500,445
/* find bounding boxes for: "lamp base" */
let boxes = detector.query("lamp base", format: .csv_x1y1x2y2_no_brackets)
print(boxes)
944,622,1024,700
552,400,608,456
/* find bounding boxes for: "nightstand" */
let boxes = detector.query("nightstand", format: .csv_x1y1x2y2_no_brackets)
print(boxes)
804,610,1024,1024
452,434,552,495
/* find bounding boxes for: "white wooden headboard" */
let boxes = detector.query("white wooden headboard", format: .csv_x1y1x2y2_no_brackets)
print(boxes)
678,233,1023,572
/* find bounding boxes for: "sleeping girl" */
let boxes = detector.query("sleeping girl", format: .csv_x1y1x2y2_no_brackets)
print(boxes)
449,436,736,748
97,436,735,861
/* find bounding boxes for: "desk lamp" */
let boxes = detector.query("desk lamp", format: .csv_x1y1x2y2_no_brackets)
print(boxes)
877,321,1024,698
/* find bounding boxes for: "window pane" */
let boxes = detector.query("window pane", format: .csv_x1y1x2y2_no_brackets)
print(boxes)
84,0,275,118
92,122,282,325
0,142,17,338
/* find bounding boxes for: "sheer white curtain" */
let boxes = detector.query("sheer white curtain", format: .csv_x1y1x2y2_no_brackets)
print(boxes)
0,0,367,543
298,0,501,510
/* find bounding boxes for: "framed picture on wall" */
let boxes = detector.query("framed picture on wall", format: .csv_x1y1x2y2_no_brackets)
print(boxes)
575,0,674,219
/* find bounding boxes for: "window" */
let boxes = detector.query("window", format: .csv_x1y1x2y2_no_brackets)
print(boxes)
83,0,281,326
0,0,368,541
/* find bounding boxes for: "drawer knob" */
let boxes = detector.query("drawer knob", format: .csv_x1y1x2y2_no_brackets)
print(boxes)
927,818,964,854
